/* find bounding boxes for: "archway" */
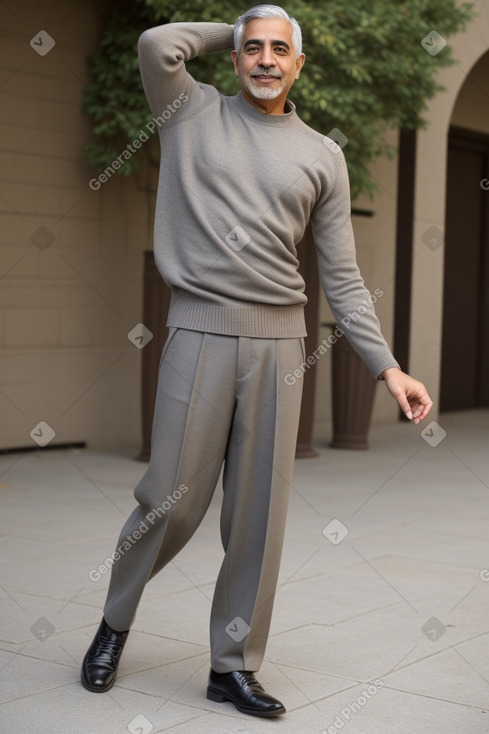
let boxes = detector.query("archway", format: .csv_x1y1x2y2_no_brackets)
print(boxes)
408,7,489,417
440,50,489,410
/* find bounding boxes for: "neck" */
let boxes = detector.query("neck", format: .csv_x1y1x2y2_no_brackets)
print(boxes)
241,87,289,115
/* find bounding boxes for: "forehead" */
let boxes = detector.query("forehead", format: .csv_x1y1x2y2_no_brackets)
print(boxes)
242,17,293,44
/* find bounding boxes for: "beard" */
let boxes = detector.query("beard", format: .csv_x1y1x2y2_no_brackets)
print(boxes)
245,73,287,100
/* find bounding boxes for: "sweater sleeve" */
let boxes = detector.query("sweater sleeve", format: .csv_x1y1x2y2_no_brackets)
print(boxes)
310,145,400,379
138,22,235,118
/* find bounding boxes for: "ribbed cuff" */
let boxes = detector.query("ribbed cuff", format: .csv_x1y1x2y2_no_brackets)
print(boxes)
365,349,400,380
198,23,235,54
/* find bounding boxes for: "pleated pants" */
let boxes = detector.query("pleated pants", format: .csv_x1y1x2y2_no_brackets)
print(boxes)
102,327,304,673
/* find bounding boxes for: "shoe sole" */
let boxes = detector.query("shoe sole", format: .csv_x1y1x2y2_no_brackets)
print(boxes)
207,687,286,717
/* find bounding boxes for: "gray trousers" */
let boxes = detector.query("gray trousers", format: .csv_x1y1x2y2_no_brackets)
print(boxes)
103,327,304,673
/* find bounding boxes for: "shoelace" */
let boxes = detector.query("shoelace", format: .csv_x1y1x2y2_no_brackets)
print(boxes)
237,671,263,690
96,634,124,663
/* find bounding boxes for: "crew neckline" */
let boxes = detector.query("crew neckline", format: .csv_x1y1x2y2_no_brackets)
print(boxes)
233,90,298,126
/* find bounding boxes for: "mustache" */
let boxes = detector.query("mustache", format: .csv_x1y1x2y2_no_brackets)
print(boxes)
250,69,283,78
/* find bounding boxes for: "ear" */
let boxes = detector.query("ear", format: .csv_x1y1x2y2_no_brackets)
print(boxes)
295,53,305,79
231,50,239,77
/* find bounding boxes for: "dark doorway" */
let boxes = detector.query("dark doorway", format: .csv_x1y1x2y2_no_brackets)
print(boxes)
440,126,489,410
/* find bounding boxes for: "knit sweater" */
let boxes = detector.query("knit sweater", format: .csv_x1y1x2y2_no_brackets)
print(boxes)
138,22,400,378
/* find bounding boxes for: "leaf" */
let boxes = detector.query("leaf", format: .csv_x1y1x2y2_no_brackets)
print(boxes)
82,0,475,198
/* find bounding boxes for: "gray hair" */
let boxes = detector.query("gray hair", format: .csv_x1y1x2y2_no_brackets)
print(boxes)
234,5,302,57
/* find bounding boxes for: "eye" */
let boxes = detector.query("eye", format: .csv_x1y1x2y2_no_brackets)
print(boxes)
246,45,260,53
274,46,288,54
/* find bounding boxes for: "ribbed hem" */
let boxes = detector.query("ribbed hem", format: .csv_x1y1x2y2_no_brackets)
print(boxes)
167,291,307,338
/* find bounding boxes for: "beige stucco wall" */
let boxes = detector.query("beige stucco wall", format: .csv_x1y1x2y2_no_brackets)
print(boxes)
409,1,489,416
0,1,151,452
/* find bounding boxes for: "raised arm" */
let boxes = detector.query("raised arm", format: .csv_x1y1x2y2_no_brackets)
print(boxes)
138,22,234,118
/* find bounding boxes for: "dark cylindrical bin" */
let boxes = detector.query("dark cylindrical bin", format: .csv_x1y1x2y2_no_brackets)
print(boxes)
328,325,377,449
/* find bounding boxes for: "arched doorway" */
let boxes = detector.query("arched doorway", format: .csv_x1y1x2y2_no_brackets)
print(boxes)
440,50,489,410
407,7,489,419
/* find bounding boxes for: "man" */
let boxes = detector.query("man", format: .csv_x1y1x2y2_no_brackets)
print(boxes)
81,5,433,718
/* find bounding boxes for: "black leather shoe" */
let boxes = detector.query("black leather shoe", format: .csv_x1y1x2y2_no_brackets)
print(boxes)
81,617,129,692
207,669,286,717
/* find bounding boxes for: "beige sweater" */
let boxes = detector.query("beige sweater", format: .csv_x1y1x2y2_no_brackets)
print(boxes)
138,22,399,378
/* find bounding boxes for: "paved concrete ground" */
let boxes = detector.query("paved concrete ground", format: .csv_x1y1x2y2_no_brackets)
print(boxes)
1,409,489,733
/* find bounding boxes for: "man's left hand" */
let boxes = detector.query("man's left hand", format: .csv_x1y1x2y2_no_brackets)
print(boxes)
380,367,433,424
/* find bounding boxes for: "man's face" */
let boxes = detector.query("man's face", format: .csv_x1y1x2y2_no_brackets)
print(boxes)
231,18,305,105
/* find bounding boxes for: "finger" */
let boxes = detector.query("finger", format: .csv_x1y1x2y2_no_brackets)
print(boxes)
413,399,433,423
394,390,413,420
419,400,433,421
412,403,424,418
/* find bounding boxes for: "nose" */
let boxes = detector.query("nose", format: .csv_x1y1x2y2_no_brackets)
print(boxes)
258,43,275,68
